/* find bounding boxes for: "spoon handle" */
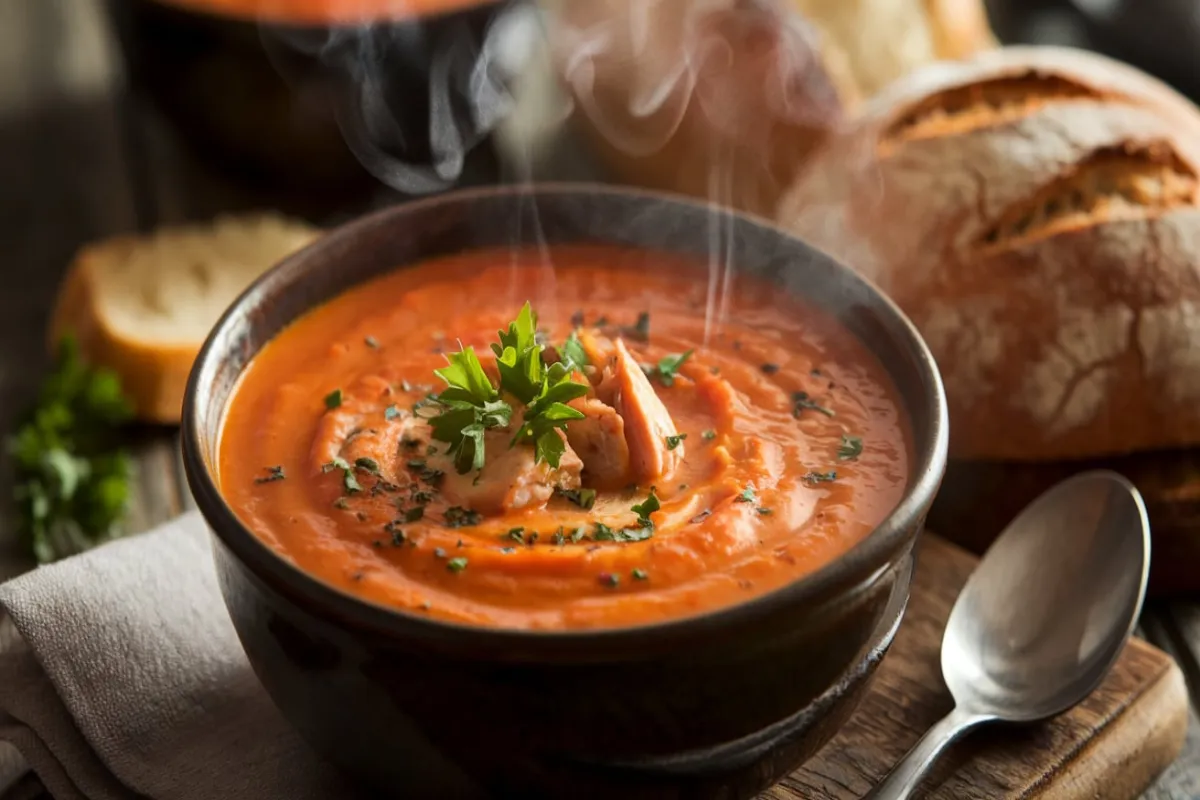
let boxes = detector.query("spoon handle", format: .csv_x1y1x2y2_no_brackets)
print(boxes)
862,706,993,800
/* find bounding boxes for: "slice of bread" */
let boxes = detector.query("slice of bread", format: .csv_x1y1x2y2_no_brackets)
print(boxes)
49,213,321,424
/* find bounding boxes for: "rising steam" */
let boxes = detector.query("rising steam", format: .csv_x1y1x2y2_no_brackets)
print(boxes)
259,0,856,340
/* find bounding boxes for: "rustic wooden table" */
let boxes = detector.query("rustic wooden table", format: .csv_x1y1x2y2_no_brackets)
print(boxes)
1,1,1198,798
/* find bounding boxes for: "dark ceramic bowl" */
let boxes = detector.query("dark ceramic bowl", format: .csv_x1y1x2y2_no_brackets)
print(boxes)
182,185,949,799
105,0,533,204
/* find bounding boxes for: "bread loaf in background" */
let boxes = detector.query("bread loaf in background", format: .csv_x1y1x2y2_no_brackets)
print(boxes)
779,46,1200,461
50,214,320,425
539,0,997,216
543,0,857,217
790,0,998,98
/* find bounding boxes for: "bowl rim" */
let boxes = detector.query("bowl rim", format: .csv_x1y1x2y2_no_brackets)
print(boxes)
182,182,949,653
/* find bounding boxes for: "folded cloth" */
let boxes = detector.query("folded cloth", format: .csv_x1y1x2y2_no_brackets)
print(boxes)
0,512,364,800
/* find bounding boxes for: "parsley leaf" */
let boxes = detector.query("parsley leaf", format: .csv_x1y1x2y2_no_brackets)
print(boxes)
792,391,835,418
804,470,838,484
560,332,589,372
510,362,588,468
838,434,863,460
655,350,693,387
559,487,597,510
7,337,134,563
430,345,512,474
665,433,687,450
631,490,660,526
324,389,343,410
492,302,543,404
736,485,757,503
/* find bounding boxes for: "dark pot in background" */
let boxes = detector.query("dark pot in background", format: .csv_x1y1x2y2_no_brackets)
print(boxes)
104,0,536,215
182,185,948,798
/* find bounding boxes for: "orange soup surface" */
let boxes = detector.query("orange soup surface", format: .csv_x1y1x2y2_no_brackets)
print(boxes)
219,247,911,630
154,0,491,25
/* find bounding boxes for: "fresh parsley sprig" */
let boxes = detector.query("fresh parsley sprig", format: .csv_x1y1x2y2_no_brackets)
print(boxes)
510,362,588,468
8,336,134,563
430,346,513,474
431,303,590,473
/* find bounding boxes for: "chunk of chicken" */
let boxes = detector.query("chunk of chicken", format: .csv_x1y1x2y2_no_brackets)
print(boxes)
434,428,583,516
566,398,631,491
573,330,685,485
610,338,684,483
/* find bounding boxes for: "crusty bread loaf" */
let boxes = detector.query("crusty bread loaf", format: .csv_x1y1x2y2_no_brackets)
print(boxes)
790,0,998,98
544,0,857,218
779,46,1200,461
50,214,320,424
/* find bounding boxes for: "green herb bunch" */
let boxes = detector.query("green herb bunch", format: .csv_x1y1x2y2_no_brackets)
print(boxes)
430,303,589,474
7,337,134,563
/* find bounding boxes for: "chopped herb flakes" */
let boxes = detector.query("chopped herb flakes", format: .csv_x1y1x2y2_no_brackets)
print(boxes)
385,406,401,421
404,506,424,523
446,557,468,573
736,485,757,503
792,391,835,418
655,350,693,386
507,528,526,544
324,389,343,410
665,433,687,450
322,458,362,494
631,490,660,524
760,363,781,375
632,568,648,581
756,507,774,516
570,527,588,544
333,498,350,510
354,457,380,475
702,429,716,441
690,509,712,524
628,312,651,342
838,434,863,461
254,466,286,484
804,471,838,484
443,506,482,528
559,487,597,510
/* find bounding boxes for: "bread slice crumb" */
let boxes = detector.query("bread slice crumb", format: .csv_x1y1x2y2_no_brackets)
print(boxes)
49,213,321,424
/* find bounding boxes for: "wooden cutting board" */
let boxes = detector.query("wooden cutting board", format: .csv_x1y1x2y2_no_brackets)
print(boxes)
765,534,1189,799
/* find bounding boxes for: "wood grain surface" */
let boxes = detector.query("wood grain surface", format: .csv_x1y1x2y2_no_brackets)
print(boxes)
772,535,1188,799
0,1,1198,798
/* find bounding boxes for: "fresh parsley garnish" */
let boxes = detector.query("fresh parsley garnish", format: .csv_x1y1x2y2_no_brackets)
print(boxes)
429,345,512,474
255,466,286,484
509,360,588,468
404,506,424,523
560,331,589,372
631,490,660,525
736,485,757,503
324,389,343,410
632,568,648,581
507,527,526,544
665,433,687,450
7,337,134,563
446,556,468,573
792,391,835,418
559,487,597,510
323,458,363,494
385,405,401,421
804,471,838,484
354,457,381,475
756,507,774,516
838,434,863,460
702,429,716,441
492,302,543,405
628,312,651,342
655,350,693,387
443,506,482,528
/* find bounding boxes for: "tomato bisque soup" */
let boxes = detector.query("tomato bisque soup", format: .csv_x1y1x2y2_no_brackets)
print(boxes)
219,246,912,630
152,0,494,25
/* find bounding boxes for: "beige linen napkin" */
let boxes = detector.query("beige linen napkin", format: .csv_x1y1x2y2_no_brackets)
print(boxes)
0,512,365,800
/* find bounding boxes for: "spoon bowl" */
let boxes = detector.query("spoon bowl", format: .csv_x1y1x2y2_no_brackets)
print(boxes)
867,470,1150,799
943,470,1150,722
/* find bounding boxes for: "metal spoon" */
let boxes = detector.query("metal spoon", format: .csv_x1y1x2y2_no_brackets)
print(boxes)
865,470,1150,799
